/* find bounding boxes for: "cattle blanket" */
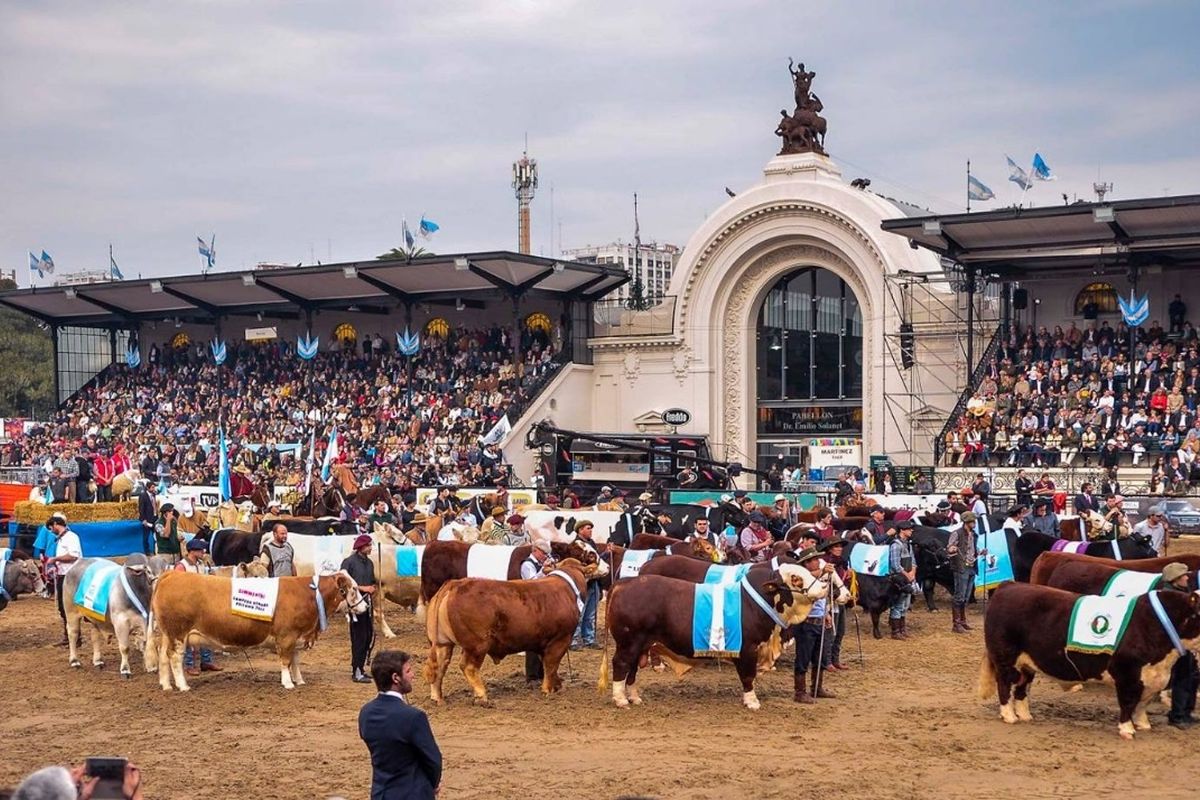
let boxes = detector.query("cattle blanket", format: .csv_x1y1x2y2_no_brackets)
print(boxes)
1102,569,1161,598
1051,540,1089,555
1067,594,1138,654
703,563,753,585
74,560,121,623
230,577,280,621
467,544,516,580
691,582,743,657
849,544,890,577
976,530,1014,589
395,545,424,577
618,549,657,580
311,536,350,575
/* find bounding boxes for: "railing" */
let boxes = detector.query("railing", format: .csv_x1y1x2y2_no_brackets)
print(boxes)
932,324,1003,463
592,296,676,338
0,465,39,484
59,361,120,410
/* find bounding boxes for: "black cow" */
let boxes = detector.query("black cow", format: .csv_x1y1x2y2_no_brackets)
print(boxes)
1010,529,1157,583
198,528,265,567
911,526,955,612
841,541,906,639
258,517,358,537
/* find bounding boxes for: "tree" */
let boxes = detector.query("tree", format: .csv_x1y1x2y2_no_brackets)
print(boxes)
625,271,651,311
0,278,54,417
377,246,432,262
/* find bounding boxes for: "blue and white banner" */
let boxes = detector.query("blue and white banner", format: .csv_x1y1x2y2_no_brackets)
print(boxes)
848,544,890,577
29,252,43,279
976,529,1014,589
396,327,421,357
968,175,995,201
395,545,424,577
110,253,124,281
197,235,215,271
302,429,316,497
1006,156,1033,190
703,563,753,585
218,427,232,502
403,219,415,250
1118,291,1149,327
39,250,55,274
692,581,743,657
74,560,121,622
1032,153,1056,181
297,331,319,360
320,426,339,481
480,414,511,446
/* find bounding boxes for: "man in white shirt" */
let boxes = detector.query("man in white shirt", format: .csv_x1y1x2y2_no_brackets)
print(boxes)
1133,506,1169,556
520,540,553,684
47,513,82,646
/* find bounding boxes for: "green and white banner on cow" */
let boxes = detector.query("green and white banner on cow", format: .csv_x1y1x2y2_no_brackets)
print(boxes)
1101,570,1161,599
1066,594,1138,655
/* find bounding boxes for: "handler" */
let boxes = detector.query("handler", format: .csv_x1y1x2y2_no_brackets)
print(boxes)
791,546,836,704
341,534,379,683
153,503,185,565
176,539,222,675
47,512,82,646
1163,562,1200,729
946,511,978,634
888,520,917,640
520,540,554,685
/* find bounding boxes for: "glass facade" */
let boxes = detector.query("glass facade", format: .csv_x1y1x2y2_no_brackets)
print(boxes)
56,327,126,405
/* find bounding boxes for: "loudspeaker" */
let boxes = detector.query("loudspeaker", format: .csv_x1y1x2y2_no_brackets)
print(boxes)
899,322,915,369
1013,288,1029,310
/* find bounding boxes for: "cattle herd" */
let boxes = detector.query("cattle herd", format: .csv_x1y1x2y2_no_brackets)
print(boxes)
2,494,1198,743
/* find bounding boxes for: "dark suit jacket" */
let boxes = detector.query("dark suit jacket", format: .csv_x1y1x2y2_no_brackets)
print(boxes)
138,492,157,526
359,694,442,800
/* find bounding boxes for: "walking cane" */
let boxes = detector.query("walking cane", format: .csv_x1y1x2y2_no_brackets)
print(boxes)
853,609,865,667
812,566,835,694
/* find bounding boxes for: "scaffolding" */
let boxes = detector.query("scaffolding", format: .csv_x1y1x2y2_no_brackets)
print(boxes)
880,260,1002,465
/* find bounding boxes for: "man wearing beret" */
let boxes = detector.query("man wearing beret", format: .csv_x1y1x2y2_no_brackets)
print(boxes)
341,534,379,683
176,539,223,674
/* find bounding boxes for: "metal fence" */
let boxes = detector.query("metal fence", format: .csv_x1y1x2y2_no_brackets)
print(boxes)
592,296,676,338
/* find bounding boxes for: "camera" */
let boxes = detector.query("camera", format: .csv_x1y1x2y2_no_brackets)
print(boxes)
85,757,127,800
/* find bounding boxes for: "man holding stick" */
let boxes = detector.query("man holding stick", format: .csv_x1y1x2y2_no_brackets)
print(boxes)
791,546,836,704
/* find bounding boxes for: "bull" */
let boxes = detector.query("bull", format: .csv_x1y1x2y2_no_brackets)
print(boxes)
423,559,589,704
1011,529,1157,582
0,551,44,612
62,558,154,677
1030,550,1200,590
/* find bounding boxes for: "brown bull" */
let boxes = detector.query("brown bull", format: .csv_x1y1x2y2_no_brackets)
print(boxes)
1030,551,1200,587
1035,555,1197,596
424,559,588,704
601,562,831,709
149,571,367,691
418,540,600,611
627,533,720,562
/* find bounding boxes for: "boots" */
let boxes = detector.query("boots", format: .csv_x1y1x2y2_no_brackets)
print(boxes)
793,672,815,704
898,616,910,640
959,607,974,631
811,669,837,699
951,605,968,634
352,668,371,683
889,617,904,640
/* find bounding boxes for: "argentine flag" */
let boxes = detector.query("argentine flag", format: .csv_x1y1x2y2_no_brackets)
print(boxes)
218,428,232,501
302,428,316,496
968,175,995,201
419,216,440,238
402,219,416,250
1032,153,1056,181
110,253,124,281
39,250,55,274
29,252,43,279
321,426,339,481
1006,156,1032,190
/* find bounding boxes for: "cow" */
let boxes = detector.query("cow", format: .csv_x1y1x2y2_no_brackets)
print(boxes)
0,552,44,612
259,516,358,537
601,562,832,709
911,526,955,612
423,558,589,704
194,528,265,567
628,533,721,562
979,581,1200,738
62,558,154,677
1033,554,1197,596
1011,530,1158,583
417,540,605,613
1030,550,1200,589
148,570,367,691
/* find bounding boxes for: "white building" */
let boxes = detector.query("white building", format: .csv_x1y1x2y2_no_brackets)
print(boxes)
53,269,113,286
563,241,680,302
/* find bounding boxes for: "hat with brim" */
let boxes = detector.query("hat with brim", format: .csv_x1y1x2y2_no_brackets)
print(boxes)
818,538,846,553
1163,562,1188,583
491,506,506,517
638,492,653,501
533,540,552,555
795,546,822,564
960,511,978,523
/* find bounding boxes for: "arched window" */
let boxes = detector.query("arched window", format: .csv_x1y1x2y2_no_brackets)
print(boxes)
1074,282,1118,315
170,332,191,350
333,323,357,344
524,312,552,334
425,317,450,339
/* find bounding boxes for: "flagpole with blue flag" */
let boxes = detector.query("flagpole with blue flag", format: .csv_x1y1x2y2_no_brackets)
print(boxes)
218,427,232,502
321,425,338,481
29,252,43,281
109,244,124,281
302,428,317,498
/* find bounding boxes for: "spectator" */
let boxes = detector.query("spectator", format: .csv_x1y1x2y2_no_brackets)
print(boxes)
1134,505,1169,556
358,650,442,799
569,520,603,650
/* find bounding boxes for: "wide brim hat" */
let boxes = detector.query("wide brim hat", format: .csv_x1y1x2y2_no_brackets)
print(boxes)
491,506,506,517
795,546,822,563
818,538,847,552
1163,562,1188,582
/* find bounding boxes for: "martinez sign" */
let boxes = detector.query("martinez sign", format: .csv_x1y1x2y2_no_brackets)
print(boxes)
661,408,692,426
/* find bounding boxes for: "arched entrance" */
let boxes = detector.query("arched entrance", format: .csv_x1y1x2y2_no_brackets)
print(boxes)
755,266,863,476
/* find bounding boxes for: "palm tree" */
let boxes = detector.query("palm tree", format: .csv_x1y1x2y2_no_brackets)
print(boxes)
376,246,433,262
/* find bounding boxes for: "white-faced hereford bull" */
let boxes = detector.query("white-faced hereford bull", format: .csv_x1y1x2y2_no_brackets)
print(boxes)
62,558,154,677
424,558,589,705
980,581,1200,738
148,570,367,691
602,562,832,710
0,551,43,612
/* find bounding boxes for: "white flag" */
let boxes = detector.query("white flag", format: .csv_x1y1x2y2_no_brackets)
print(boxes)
480,414,512,446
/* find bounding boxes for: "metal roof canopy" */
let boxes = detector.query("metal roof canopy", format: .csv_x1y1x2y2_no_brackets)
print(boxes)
0,251,630,328
880,194,1200,281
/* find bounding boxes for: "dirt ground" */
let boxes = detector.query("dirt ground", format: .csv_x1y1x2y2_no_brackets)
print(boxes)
5,544,1200,800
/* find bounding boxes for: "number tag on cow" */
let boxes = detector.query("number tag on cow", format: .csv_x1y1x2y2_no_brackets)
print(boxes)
619,550,657,580
230,578,280,621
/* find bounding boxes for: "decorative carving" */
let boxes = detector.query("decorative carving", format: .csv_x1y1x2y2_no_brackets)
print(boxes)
672,345,692,385
622,351,640,385
775,58,827,155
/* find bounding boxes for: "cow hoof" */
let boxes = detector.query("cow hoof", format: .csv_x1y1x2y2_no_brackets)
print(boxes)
652,664,665,673
1119,730,1135,740
178,685,191,693
614,698,630,709
69,660,81,669
121,671,132,680
94,661,105,669
872,630,883,640
473,697,493,708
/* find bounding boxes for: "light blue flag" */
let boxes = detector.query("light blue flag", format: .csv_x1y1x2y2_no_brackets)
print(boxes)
110,253,124,280
197,235,215,271
403,219,415,250
320,425,339,481
1032,153,1056,181
297,331,319,360
29,252,43,279
218,428,232,501
968,175,995,201
976,529,1015,589
419,216,440,238
1118,290,1149,327
39,250,55,274
1006,156,1032,190
210,337,227,366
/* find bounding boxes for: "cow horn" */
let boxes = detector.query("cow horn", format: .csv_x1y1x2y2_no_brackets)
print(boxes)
125,564,147,575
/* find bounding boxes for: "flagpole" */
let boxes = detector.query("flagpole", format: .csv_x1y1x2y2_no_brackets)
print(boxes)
966,160,971,213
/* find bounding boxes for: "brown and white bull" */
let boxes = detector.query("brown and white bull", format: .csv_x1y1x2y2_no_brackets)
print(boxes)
979,581,1200,738
424,559,589,705
0,550,43,612
62,558,154,677
148,570,367,691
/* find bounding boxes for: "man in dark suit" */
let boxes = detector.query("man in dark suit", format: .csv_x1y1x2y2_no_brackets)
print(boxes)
137,482,159,555
359,650,442,800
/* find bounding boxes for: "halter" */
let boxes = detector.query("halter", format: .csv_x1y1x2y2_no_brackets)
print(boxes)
119,568,149,621
1148,591,1187,656
739,568,820,630
547,569,584,614
312,577,328,632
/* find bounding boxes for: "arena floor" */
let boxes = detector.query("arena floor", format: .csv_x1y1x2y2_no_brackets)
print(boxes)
5,545,1200,800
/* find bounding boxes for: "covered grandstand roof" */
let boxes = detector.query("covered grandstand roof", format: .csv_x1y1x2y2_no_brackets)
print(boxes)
881,194,1200,279
0,251,630,327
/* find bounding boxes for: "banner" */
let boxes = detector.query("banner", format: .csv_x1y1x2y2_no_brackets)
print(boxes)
244,326,278,342
806,438,861,469
230,578,279,621
414,487,537,511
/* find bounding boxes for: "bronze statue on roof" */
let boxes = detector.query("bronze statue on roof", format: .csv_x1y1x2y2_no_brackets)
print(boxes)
776,57,828,156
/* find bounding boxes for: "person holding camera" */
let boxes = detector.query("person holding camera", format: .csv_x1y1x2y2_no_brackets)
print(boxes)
887,520,917,640
10,760,143,800
358,650,442,799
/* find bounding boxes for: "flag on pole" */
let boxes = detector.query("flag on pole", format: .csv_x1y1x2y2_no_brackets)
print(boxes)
302,428,317,496
1032,153,1056,181
480,414,512,446
29,252,43,279
320,425,339,481
197,235,215,271
218,428,232,501
1118,290,1149,327
968,175,995,201
110,252,124,280
419,216,440,238
1006,156,1032,190
402,219,415,250
39,250,55,274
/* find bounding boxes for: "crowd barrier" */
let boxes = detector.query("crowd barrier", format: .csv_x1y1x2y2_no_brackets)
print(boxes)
20,520,144,559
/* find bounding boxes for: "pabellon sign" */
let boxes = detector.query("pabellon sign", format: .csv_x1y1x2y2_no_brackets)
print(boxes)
661,408,692,426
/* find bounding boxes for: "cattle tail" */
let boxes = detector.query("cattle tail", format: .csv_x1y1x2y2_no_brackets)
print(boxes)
978,655,997,700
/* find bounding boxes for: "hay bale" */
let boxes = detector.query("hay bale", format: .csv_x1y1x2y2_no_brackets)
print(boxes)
14,500,139,526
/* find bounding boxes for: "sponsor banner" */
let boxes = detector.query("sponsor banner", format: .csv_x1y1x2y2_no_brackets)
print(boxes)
230,577,279,621
807,438,861,469
413,487,537,511
164,484,290,511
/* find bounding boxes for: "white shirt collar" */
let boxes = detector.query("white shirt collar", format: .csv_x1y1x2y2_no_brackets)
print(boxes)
383,690,408,703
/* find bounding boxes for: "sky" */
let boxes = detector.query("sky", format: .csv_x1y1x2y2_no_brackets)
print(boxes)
2,1,1199,282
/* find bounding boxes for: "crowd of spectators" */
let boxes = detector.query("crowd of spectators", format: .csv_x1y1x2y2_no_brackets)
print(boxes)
944,298,1200,493
0,323,564,495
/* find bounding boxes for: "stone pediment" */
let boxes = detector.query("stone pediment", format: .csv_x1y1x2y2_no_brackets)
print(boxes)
632,410,671,432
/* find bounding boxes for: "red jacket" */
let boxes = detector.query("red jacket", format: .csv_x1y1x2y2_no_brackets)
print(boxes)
93,456,115,485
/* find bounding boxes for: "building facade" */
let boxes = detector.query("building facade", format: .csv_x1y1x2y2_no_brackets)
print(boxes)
563,241,680,302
